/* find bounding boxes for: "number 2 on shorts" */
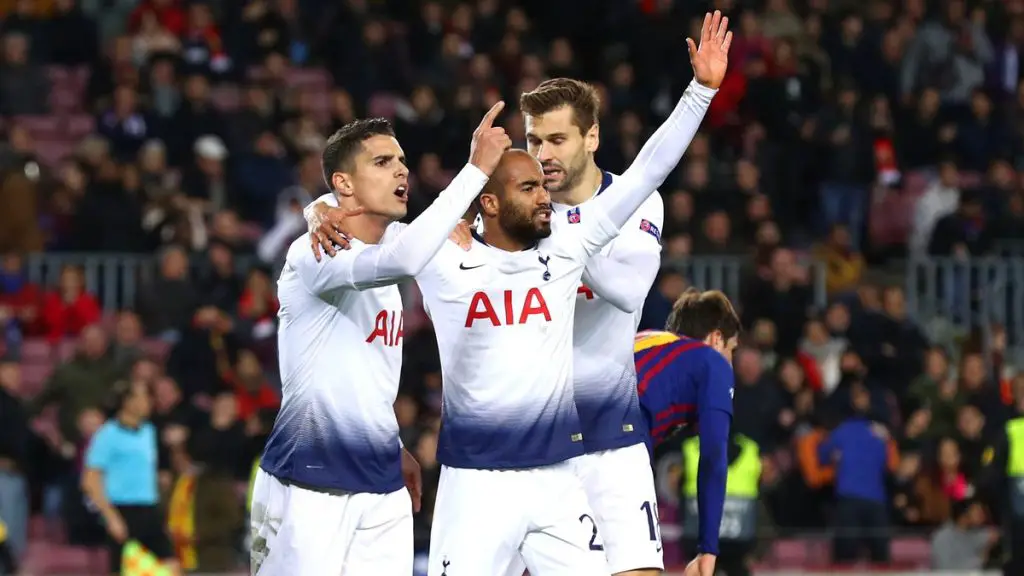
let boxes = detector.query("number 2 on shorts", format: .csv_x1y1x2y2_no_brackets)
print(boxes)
578,514,604,551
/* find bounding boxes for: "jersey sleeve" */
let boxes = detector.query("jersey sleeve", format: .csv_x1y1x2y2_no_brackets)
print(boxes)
291,164,489,293
580,194,664,313
556,80,716,262
83,426,113,471
694,350,734,555
696,407,730,556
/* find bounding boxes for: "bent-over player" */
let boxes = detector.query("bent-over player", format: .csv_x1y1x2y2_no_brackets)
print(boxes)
634,289,740,576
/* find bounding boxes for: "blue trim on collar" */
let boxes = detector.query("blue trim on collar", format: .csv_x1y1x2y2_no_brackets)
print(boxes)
471,228,538,251
597,170,614,196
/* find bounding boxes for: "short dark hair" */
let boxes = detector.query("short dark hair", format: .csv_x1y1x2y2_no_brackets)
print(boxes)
665,288,741,341
520,78,601,134
321,118,395,189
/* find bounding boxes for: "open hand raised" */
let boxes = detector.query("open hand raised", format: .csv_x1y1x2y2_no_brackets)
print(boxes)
687,10,732,90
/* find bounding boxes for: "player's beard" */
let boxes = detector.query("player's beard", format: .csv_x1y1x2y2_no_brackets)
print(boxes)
499,201,551,246
543,150,588,193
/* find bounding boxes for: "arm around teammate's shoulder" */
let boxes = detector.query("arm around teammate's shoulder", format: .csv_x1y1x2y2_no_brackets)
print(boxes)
291,163,491,293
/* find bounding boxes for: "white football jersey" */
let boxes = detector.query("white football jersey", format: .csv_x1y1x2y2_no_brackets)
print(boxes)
553,171,665,453
415,212,620,469
265,164,488,492
262,233,408,493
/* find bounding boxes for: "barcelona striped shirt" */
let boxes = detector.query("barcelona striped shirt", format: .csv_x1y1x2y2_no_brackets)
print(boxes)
634,329,734,555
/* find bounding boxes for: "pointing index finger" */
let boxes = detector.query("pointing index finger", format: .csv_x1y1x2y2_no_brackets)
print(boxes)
477,100,505,130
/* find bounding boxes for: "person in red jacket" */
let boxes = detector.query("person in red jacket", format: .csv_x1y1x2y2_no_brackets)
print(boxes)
128,0,186,36
41,265,102,343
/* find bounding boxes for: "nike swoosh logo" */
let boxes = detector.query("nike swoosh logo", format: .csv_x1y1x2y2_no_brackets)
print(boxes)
459,263,485,270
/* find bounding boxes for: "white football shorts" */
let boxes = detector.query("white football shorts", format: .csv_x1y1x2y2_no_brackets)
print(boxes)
575,442,664,574
249,469,413,576
428,458,609,576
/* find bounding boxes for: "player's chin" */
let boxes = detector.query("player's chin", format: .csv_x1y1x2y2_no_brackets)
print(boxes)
534,221,552,238
543,176,566,192
384,202,408,220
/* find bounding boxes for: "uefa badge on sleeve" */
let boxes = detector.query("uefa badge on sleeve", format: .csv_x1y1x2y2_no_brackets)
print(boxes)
640,219,661,243
567,206,581,224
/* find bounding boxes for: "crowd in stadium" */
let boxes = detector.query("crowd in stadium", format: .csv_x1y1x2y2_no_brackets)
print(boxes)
1,0,1024,573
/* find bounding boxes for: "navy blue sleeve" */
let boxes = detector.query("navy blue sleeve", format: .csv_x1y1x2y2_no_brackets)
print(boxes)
696,352,734,556
696,408,730,556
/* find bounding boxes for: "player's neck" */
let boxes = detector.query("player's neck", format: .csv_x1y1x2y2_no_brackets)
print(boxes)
336,195,392,243
344,215,391,244
549,161,603,207
481,218,530,252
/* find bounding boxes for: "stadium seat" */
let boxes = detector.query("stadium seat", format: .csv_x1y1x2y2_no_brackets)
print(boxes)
141,338,172,361
20,364,53,397
368,93,399,119
890,536,930,567
56,340,78,362
21,338,53,363
770,539,810,568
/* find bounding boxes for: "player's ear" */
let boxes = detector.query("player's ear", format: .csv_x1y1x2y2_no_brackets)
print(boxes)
478,192,500,218
706,329,723,351
332,171,355,199
584,122,599,154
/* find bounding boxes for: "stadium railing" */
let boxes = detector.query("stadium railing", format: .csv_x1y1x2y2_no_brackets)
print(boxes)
906,256,1024,355
661,256,829,312
23,252,266,312
27,253,831,314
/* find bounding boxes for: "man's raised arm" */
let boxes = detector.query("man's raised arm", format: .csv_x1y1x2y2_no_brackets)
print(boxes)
293,103,510,293
567,11,731,258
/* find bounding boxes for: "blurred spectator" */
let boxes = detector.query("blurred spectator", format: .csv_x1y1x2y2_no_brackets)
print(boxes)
136,245,198,340
109,311,144,374
930,498,997,570
166,434,243,572
819,383,898,563
816,224,864,297
40,265,101,343
0,360,27,562
910,346,961,438
0,254,41,355
915,436,970,525
0,32,49,116
31,325,119,445
0,149,44,254
912,159,961,256
928,191,995,257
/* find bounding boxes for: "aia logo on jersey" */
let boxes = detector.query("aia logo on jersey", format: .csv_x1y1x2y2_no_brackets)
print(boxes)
366,310,404,347
577,284,595,300
567,206,581,224
640,219,661,243
464,288,552,327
